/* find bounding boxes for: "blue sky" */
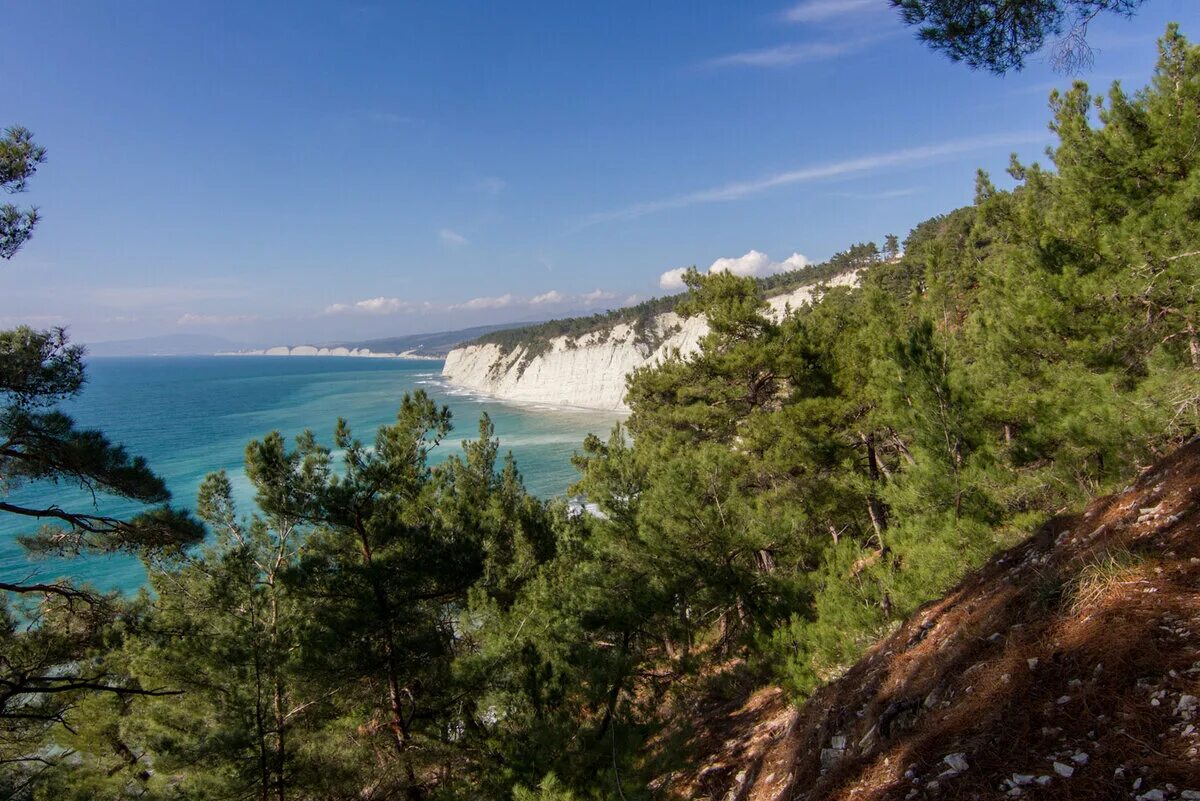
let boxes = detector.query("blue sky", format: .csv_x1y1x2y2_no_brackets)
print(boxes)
1,0,1192,346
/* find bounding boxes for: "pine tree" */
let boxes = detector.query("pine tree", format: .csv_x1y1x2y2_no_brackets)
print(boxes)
1,132,202,792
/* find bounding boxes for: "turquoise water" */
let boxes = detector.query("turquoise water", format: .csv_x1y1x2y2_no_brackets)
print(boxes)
0,356,620,593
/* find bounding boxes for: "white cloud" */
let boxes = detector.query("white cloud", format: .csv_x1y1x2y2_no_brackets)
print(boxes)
529,290,563,305
709,39,860,67
659,267,690,290
439,228,469,248
659,251,811,289
583,131,1044,227
710,250,810,278
452,294,514,310
783,0,878,23
355,297,411,314
323,297,422,316
579,289,618,306
177,313,260,326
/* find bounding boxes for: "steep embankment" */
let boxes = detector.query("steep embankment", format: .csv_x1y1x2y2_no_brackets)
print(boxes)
663,439,1200,801
441,270,860,410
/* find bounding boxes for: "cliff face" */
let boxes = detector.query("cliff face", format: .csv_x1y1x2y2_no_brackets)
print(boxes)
441,271,859,410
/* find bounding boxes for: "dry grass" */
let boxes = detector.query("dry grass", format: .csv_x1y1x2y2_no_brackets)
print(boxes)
1064,545,1147,616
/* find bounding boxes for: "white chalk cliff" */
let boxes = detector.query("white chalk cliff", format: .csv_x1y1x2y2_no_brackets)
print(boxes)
220,346,439,360
442,270,860,411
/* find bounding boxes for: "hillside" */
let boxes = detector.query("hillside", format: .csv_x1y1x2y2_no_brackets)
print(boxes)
329,322,539,357
661,438,1200,801
441,266,862,409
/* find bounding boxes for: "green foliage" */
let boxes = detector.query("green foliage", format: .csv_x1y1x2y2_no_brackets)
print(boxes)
577,25,1200,704
892,0,1146,74
12,28,1200,800
0,126,46,259
473,257,870,362
1,149,201,790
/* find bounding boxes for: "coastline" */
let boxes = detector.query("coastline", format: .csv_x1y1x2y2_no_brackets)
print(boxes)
217,347,444,361
439,378,633,415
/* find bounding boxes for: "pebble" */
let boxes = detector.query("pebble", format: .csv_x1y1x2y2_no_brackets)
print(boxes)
943,752,969,773
1053,762,1074,778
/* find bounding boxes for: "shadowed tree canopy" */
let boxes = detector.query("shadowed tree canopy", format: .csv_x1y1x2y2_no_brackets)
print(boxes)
892,0,1147,73
0,126,45,259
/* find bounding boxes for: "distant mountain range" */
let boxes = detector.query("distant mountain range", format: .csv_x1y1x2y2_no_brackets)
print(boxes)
84,322,537,359
324,323,539,358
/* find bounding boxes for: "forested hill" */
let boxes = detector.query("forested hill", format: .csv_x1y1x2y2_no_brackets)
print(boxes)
654,437,1200,800
469,243,882,356
438,244,879,410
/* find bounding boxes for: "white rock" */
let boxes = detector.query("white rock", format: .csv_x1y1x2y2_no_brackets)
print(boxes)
1053,762,1074,778
1071,752,1089,764
943,752,969,772
441,272,860,410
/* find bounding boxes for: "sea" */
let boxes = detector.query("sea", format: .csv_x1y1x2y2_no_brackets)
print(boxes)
0,356,620,594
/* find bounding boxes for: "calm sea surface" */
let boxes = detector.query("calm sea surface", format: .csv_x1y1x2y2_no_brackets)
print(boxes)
0,356,620,593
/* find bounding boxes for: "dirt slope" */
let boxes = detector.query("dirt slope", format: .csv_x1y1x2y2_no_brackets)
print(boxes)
668,439,1200,801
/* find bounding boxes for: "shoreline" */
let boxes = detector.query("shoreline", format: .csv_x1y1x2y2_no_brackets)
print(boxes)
436,375,631,415
217,349,444,361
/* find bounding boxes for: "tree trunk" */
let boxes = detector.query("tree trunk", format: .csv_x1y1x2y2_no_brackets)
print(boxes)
595,631,630,743
270,594,287,801
356,520,420,796
861,432,889,543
